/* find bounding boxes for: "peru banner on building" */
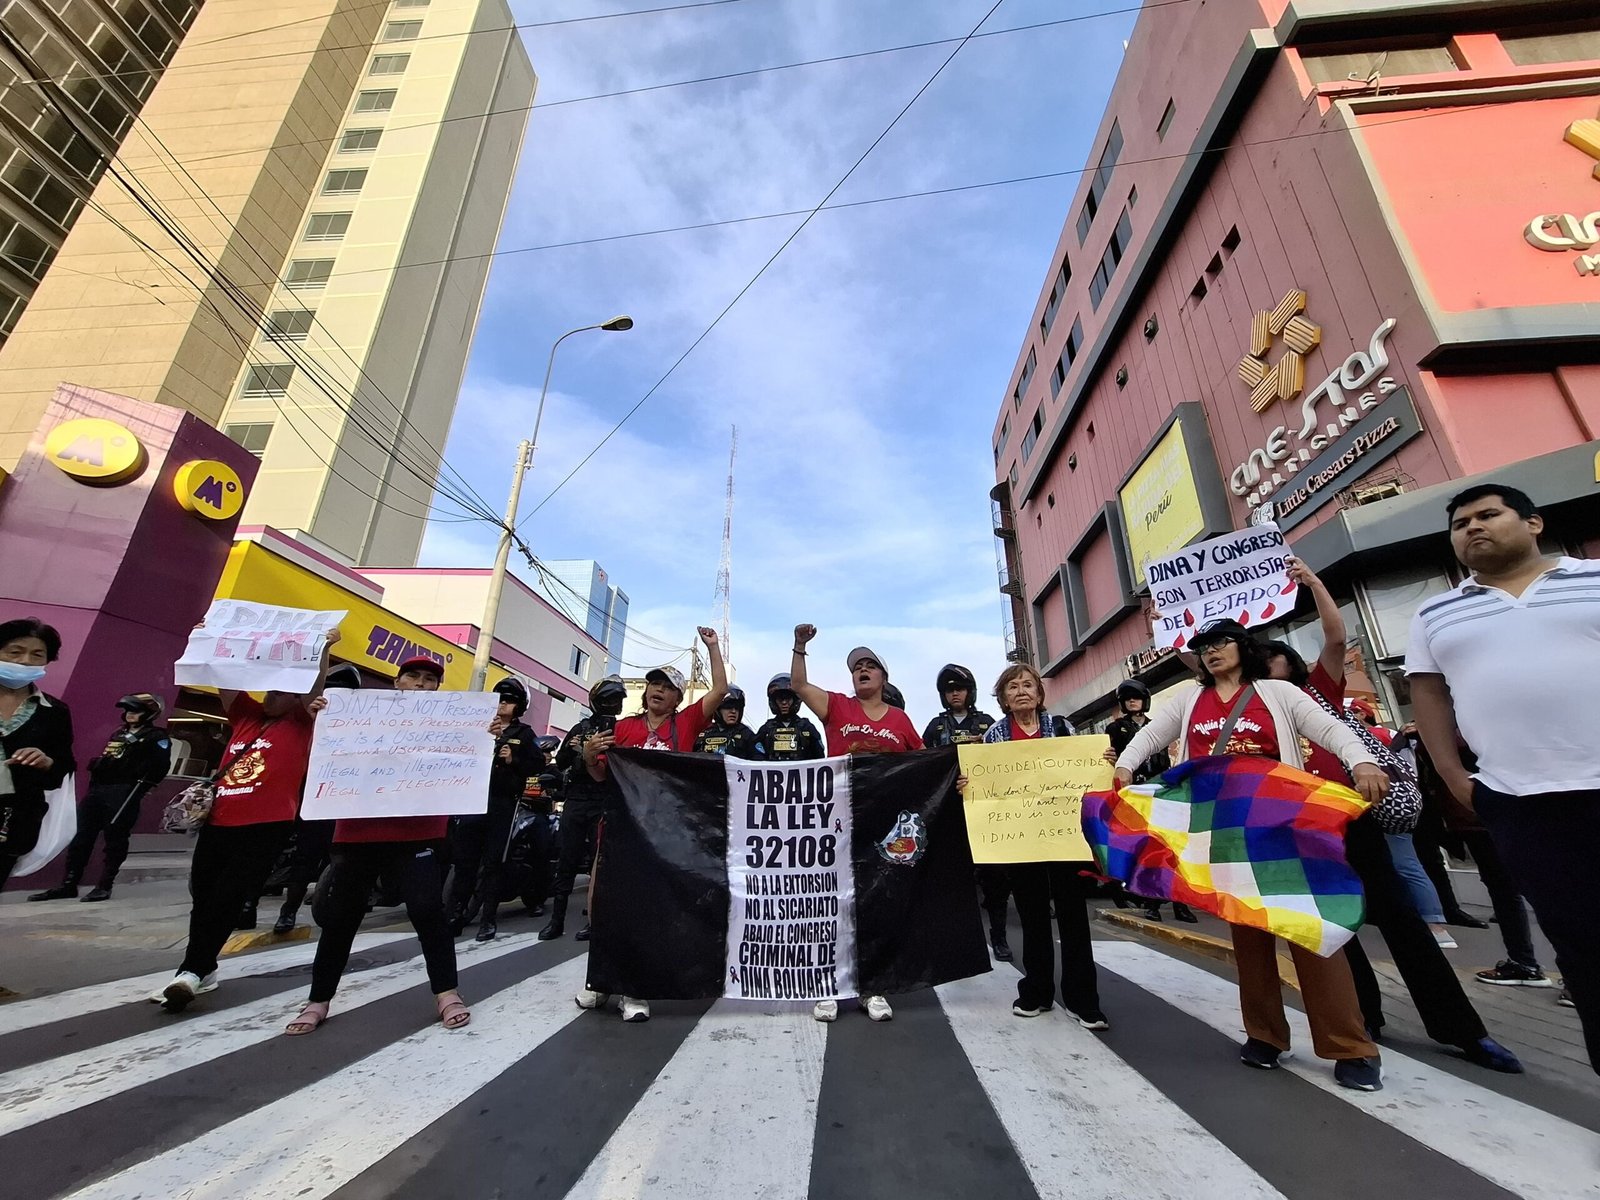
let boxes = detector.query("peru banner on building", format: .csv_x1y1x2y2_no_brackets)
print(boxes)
587,748,990,1001
1146,523,1297,651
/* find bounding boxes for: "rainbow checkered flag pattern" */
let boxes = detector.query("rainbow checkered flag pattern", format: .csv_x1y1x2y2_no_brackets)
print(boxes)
1082,755,1371,957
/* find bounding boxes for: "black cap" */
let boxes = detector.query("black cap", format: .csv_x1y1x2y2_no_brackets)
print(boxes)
1189,619,1252,652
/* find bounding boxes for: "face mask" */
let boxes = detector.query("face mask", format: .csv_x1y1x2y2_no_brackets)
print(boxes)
0,662,46,688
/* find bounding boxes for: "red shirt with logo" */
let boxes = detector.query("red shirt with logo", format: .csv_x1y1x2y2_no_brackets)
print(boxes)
1007,720,1043,740
211,696,316,826
1186,687,1281,762
334,814,449,844
614,704,712,753
823,693,924,755
1301,663,1351,783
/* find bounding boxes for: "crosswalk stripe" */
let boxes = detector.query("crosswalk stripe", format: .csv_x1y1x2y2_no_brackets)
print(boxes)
562,999,828,1200
1095,942,1600,1200
936,966,1289,1199
0,931,414,1033
60,953,592,1200
0,931,539,1137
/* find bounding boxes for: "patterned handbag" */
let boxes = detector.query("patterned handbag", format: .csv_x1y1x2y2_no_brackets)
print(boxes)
1305,688,1422,834
160,721,277,834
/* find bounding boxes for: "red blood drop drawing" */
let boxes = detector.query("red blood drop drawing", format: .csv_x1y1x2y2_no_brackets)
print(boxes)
1259,602,1276,620
1183,609,1196,627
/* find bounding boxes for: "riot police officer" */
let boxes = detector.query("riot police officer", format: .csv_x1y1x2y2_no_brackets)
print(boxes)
920,665,1013,962
751,674,824,761
449,677,542,942
539,674,625,941
30,693,170,903
694,685,758,756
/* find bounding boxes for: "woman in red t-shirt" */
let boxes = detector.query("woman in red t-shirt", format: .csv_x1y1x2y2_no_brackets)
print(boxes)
1114,619,1391,1092
789,624,922,1024
286,655,468,1035
158,632,339,1013
576,627,728,1023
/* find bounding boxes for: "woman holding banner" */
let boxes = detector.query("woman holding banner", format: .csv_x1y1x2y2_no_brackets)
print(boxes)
965,664,1109,1030
788,625,922,1023
575,626,728,1023
1112,618,1390,1091
284,654,469,1034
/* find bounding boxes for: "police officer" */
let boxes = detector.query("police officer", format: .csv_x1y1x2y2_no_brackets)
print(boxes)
920,665,1013,962
1105,679,1195,924
694,685,758,756
540,675,625,941
30,693,170,903
450,677,542,943
751,673,825,761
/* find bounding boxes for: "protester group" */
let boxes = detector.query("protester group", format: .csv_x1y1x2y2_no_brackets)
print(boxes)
0,483,1592,1096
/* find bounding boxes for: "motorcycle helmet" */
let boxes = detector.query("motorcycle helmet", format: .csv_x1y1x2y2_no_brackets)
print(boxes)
589,674,627,717
494,677,529,717
116,692,163,720
1114,679,1151,710
324,664,363,690
767,673,798,715
535,735,561,756
883,682,906,710
719,685,746,720
935,664,978,709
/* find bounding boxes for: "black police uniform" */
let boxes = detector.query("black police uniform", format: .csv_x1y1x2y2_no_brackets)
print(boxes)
751,714,825,761
540,713,612,939
60,720,170,895
449,716,542,935
1106,714,1171,783
695,718,758,757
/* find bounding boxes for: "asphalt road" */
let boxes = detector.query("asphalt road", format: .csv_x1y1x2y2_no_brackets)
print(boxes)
2,903,1595,1200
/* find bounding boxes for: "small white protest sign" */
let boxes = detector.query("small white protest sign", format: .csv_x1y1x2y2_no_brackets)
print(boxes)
300,689,497,820
1146,523,1297,650
174,599,345,693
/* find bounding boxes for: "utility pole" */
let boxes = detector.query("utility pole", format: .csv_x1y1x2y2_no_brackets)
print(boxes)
712,425,736,672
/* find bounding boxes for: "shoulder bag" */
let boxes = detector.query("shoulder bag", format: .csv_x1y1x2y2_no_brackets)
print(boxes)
160,720,278,834
1304,688,1422,833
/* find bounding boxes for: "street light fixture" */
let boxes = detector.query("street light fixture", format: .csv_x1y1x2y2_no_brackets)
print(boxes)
470,316,634,690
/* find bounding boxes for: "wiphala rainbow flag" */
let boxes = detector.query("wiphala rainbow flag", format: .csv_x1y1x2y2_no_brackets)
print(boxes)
1082,756,1371,956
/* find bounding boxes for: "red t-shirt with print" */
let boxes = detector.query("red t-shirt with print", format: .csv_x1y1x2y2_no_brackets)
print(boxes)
823,693,924,756
334,815,449,844
210,696,316,826
1186,687,1281,762
1301,662,1351,783
1007,721,1043,740
614,703,712,753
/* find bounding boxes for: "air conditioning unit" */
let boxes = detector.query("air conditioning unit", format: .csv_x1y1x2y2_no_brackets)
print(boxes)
1351,479,1404,506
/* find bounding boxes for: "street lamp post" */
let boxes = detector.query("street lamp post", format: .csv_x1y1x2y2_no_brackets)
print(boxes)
469,316,634,690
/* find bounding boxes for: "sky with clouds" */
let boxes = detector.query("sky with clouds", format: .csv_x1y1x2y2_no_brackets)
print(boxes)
420,0,1137,731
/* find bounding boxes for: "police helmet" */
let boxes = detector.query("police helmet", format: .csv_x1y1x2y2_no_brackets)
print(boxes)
719,685,746,718
1115,679,1152,709
766,673,798,714
935,664,978,708
883,682,906,710
494,677,529,717
589,674,627,716
116,692,163,719
324,664,363,690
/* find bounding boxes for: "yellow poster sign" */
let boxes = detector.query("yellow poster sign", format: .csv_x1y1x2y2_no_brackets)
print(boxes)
957,736,1112,863
1119,420,1206,589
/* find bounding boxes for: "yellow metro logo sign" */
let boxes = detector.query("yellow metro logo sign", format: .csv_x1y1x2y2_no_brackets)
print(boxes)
174,459,246,521
43,418,146,484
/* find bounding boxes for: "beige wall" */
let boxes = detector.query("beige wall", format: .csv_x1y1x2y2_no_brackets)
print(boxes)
0,0,384,466
220,0,535,567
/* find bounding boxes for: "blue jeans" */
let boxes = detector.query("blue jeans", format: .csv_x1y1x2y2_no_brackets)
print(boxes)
1385,832,1445,923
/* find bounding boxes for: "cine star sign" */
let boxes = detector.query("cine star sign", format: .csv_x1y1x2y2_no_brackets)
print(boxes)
1119,420,1206,589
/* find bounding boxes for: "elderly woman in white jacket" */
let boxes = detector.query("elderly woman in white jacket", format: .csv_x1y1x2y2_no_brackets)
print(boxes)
1113,619,1392,1092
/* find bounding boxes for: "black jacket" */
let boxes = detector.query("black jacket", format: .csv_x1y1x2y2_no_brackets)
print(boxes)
695,719,757,757
489,718,542,800
751,715,825,761
1107,713,1171,783
921,709,996,748
88,722,171,795
555,715,614,804
0,691,75,854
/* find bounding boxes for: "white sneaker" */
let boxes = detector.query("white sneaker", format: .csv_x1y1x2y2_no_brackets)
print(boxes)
1012,1003,1045,1018
574,987,611,1010
619,997,650,1022
161,971,204,1011
148,971,219,1004
1431,927,1459,950
812,999,839,1023
865,995,894,1022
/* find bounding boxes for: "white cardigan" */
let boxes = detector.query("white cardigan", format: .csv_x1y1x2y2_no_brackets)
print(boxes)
1114,678,1379,776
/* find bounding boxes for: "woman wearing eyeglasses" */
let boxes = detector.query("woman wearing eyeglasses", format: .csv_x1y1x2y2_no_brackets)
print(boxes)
1113,618,1391,1092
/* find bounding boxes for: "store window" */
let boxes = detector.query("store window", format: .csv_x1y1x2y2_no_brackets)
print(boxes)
1356,562,1455,661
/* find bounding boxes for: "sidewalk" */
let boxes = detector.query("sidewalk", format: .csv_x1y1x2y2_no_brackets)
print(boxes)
1096,867,1596,1103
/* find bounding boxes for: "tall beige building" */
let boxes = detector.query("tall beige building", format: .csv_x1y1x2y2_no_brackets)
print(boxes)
0,0,535,566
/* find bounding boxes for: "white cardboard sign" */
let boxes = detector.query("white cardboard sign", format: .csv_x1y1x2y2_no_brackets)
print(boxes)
1146,523,1297,651
174,599,346,693
299,689,497,820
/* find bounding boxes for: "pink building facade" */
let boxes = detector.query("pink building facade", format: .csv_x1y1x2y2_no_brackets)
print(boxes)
992,0,1600,724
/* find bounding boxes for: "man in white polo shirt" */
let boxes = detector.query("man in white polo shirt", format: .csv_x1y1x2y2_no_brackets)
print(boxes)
1407,483,1599,1075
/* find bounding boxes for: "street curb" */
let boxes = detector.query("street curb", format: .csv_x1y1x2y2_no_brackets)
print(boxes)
222,925,311,956
1096,908,1300,990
